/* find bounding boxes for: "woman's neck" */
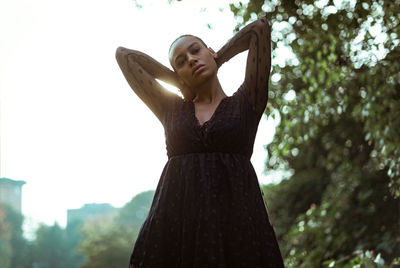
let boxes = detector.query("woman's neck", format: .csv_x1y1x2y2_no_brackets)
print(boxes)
193,76,227,104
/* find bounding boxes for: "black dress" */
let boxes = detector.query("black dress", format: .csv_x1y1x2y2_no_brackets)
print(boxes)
117,18,284,268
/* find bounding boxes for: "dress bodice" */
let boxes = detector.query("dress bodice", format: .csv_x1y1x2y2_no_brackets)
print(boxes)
163,87,262,159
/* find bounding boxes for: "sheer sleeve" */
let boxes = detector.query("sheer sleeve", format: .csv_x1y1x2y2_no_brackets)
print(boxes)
115,47,181,122
216,18,271,116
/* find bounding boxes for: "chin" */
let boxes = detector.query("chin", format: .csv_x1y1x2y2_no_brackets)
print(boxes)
193,69,217,86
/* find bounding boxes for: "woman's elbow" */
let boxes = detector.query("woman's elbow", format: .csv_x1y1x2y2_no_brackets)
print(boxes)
115,46,127,62
255,17,270,32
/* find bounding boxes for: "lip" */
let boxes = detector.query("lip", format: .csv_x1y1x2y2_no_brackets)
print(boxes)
192,64,205,75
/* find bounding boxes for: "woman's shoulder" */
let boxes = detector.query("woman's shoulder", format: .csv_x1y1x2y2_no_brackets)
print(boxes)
232,83,262,114
164,94,190,113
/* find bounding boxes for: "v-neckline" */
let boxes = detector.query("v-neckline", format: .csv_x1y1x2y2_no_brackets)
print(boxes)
191,97,230,128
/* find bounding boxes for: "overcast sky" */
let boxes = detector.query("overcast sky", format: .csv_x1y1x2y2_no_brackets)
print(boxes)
0,0,284,236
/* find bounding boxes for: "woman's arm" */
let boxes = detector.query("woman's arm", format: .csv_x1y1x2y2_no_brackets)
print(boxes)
216,17,271,116
115,47,181,122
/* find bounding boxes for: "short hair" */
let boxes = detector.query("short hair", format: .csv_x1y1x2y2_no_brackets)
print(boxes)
168,34,208,56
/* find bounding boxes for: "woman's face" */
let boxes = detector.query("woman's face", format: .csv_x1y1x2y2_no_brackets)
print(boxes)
169,36,217,89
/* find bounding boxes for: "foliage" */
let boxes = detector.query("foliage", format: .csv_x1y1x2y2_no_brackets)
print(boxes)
0,205,12,268
118,190,156,229
30,223,77,268
229,0,400,266
10,191,155,268
4,205,29,268
262,168,330,242
323,250,400,267
65,220,86,268
0,204,30,268
231,0,400,194
268,170,399,266
79,190,155,268
80,217,136,268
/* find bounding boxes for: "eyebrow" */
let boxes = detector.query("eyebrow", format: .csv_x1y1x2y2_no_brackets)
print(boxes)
173,41,200,65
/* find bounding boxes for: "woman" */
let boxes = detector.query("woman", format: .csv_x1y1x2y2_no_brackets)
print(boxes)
116,17,284,268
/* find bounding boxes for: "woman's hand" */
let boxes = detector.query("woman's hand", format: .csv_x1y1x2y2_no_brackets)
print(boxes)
167,71,196,101
178,80,196,101
209,47,221,69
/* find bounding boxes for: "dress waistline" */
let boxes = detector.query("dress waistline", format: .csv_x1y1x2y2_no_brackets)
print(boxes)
167,152,250,161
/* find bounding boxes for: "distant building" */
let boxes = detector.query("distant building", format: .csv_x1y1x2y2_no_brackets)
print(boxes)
0,177,26,213
67,203,119,226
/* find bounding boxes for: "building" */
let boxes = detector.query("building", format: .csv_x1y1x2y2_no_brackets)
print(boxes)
67,203,119,226
0,177,26,213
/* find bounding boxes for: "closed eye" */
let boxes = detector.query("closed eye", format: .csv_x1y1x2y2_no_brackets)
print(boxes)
175,56,185,68
191,46,200,54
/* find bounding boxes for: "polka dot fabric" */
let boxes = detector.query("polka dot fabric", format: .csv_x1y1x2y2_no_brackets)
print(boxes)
117,17,284,268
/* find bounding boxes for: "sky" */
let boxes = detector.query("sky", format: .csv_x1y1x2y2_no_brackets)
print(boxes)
0,0,284,235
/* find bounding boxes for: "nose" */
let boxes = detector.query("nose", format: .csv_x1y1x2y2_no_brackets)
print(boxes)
187,54,197,67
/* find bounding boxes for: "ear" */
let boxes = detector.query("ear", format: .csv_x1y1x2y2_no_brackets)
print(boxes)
209,47,218,59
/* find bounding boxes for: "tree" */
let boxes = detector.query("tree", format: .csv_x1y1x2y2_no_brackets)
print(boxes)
80,217,135,268
229,0,400,266
79,191,155,268
117,190,155,230
0,205,12,268
0,204,30,268
30,223,74,268
65,219,86,268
